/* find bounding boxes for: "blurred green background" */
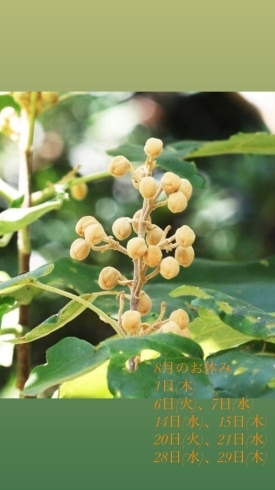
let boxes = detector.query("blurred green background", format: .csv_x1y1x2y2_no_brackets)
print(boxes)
1,91,275,396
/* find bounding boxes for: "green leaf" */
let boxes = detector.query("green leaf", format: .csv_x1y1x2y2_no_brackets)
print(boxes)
207,341,275,398
10,195,24,208
105,333,204,360
107,144,145,162
171,285,275,338
105,334,212,398
0,195,27,248
38,256,275,325
40,258,102,294
59,362,113,398
190,308,254,356
166,256,275,313
10,293,95,344
107,144,205,188
23,337,110,396
0,94,19,112
184,132,275,158
0,297,15,327
0,197,65,235
0,233,13,248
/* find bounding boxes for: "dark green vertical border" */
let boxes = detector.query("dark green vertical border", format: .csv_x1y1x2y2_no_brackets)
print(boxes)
0,399,273,488
1,1,275,488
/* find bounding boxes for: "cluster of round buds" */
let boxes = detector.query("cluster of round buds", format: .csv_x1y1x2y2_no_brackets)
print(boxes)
70,137,196,339
160,172,193,213
120,303,192,339
70,215,109,260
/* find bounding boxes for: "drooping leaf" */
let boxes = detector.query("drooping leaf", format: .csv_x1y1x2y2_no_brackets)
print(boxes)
207,341,275,398
0,263,54,295
0,196,65,235
171,285,275,338
38,256,275,324
10,293,95,344
8,254,274,346
184,132,275,158
23,337,110,396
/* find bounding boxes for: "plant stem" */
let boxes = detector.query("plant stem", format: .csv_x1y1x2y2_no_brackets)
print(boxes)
0,178,20,203
16,92,38,391
32,282,126,337
31,171,110,206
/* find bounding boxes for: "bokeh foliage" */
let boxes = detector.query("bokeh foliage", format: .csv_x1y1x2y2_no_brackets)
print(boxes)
1,92,275,398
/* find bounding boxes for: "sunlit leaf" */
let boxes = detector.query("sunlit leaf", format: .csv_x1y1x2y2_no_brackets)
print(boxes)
105,333,211,398
59,361,113,398
190,308,254,356
171,285,275,338
23,337,110,396
184,132,275,158
207,341,275,398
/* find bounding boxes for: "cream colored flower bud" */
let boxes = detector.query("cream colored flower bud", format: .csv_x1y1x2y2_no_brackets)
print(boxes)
175,246,195,267
0,106,16,121
138,291,152,315
180,178,193,200
127,237,147,259
112,217,132,241
84,223,106,245
175,225,196,247
41,92,59,104
179,328,191,338
75,216,99,237
160,172,181,194
70,238,90,260
122,310,141,331
160,321,181,334
167,191,187,213
12,92,31,109
146,225,163,246
98,267,121,290
70,182,88,201
108,155,131,177
132,166,146,189
139,176,158,199
0,107,20,137
160,256,180,279
169,309,189,330
144,137,163,158
132,210,152,234
144,245,162,267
